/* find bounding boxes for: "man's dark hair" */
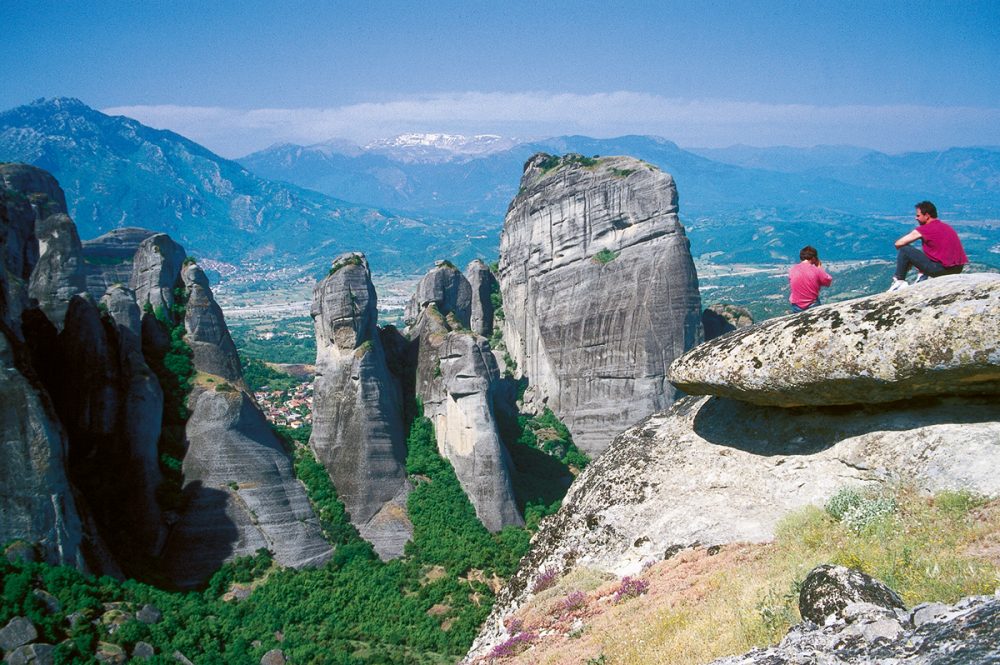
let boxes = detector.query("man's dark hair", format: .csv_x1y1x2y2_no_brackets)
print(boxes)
799,245,818,262
916,200,938,218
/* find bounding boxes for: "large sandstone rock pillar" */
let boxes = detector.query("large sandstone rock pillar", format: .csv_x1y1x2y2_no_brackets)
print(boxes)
498,153,702,455
309,253,412,558
407,263,523,531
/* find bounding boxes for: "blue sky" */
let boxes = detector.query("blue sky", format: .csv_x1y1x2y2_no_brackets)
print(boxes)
4,0,999,156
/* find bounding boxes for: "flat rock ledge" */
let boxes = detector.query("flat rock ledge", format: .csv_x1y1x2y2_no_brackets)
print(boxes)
669,273,1000,407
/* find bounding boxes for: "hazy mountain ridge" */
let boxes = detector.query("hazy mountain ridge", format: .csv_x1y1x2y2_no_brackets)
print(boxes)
240,133,1000,222
0,98,496,276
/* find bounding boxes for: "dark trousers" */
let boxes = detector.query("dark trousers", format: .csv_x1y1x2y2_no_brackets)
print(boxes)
895,245,964,280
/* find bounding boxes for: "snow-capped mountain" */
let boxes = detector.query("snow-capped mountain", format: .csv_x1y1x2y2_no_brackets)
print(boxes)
363,133,520,162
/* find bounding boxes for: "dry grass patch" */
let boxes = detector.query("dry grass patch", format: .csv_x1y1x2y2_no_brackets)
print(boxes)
490,487,1000,665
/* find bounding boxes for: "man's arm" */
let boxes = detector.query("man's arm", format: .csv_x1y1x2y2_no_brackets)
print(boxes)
895,229,922,249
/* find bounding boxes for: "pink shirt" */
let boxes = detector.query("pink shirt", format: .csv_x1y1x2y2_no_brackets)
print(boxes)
788,261,833,308
917,219,968,267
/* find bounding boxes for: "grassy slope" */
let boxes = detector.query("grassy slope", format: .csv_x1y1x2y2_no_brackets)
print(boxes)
487,486,1000,665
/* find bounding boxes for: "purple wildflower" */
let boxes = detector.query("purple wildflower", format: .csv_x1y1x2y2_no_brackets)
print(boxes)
613,576,649,603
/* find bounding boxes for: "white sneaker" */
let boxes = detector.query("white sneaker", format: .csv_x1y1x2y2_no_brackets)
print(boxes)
914,273,929,283
887,278,909,292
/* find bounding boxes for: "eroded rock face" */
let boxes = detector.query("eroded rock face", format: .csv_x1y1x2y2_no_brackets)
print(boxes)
464,392,1000,660
0,326,85,569
1,164,64,333
27,213,85,331
129,234,186,315
465,259,497,338
162,386,332,589
498,153,702,454
81,227,156,300
404,261,472,329
181,262,243,385
413,312,523,531
101,285,165,558
408,267,523,532
309,253,411,558
670,274,1000,407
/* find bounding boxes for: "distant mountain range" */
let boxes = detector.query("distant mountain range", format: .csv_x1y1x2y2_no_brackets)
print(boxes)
0,98,497,276
242,135,1000,221
2,98,998,275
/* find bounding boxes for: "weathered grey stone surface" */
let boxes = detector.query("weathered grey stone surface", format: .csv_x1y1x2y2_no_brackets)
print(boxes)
464,392,1000,660
0,326,85,569
81,227,156,301
128,233,186,314
410,297,523,531
671,273,1000,406
0,163,66,219
0,617,37,653
702,303,753,341
465,259,497,337
132,641,155,659
310,253,411,558
260,649,286,665
136,604,162,625
405,261,472,328
498,153,702,454
0,164,60,334
798,565,906,625
161,385,332,589
0,166,85,570
710,592,1000,664
3,642,54,665
181,262,243,385
27,213,85,331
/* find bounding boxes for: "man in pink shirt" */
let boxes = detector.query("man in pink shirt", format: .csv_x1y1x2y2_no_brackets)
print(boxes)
788,245,833,312
888,200,968,291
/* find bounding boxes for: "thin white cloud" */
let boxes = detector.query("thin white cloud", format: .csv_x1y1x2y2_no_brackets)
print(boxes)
104,92,1000,158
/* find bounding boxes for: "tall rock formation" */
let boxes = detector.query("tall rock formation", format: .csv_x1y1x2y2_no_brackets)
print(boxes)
310,253,412,558
81,227,157,300
100,285,165,558
129,233,187,315
0,164,65,334
498,153,702,455
27,213,85,331
465,259,497,338
0,165,84,568
162,385,332,588
407,262,523,531
181,262,243,386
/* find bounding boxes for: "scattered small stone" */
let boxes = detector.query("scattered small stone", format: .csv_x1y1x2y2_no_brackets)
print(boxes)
132,641,156,659
94,641,127,663
260,648,286,665
136,604,162,624
3,643,54,665
0,617,38,652
32,590,61,615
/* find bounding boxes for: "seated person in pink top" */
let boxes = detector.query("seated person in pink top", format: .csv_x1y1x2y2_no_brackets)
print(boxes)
788,245,833,312
888,200,968,291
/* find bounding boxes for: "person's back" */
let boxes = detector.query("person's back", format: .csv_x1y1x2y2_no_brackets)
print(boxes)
788,245,832,312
